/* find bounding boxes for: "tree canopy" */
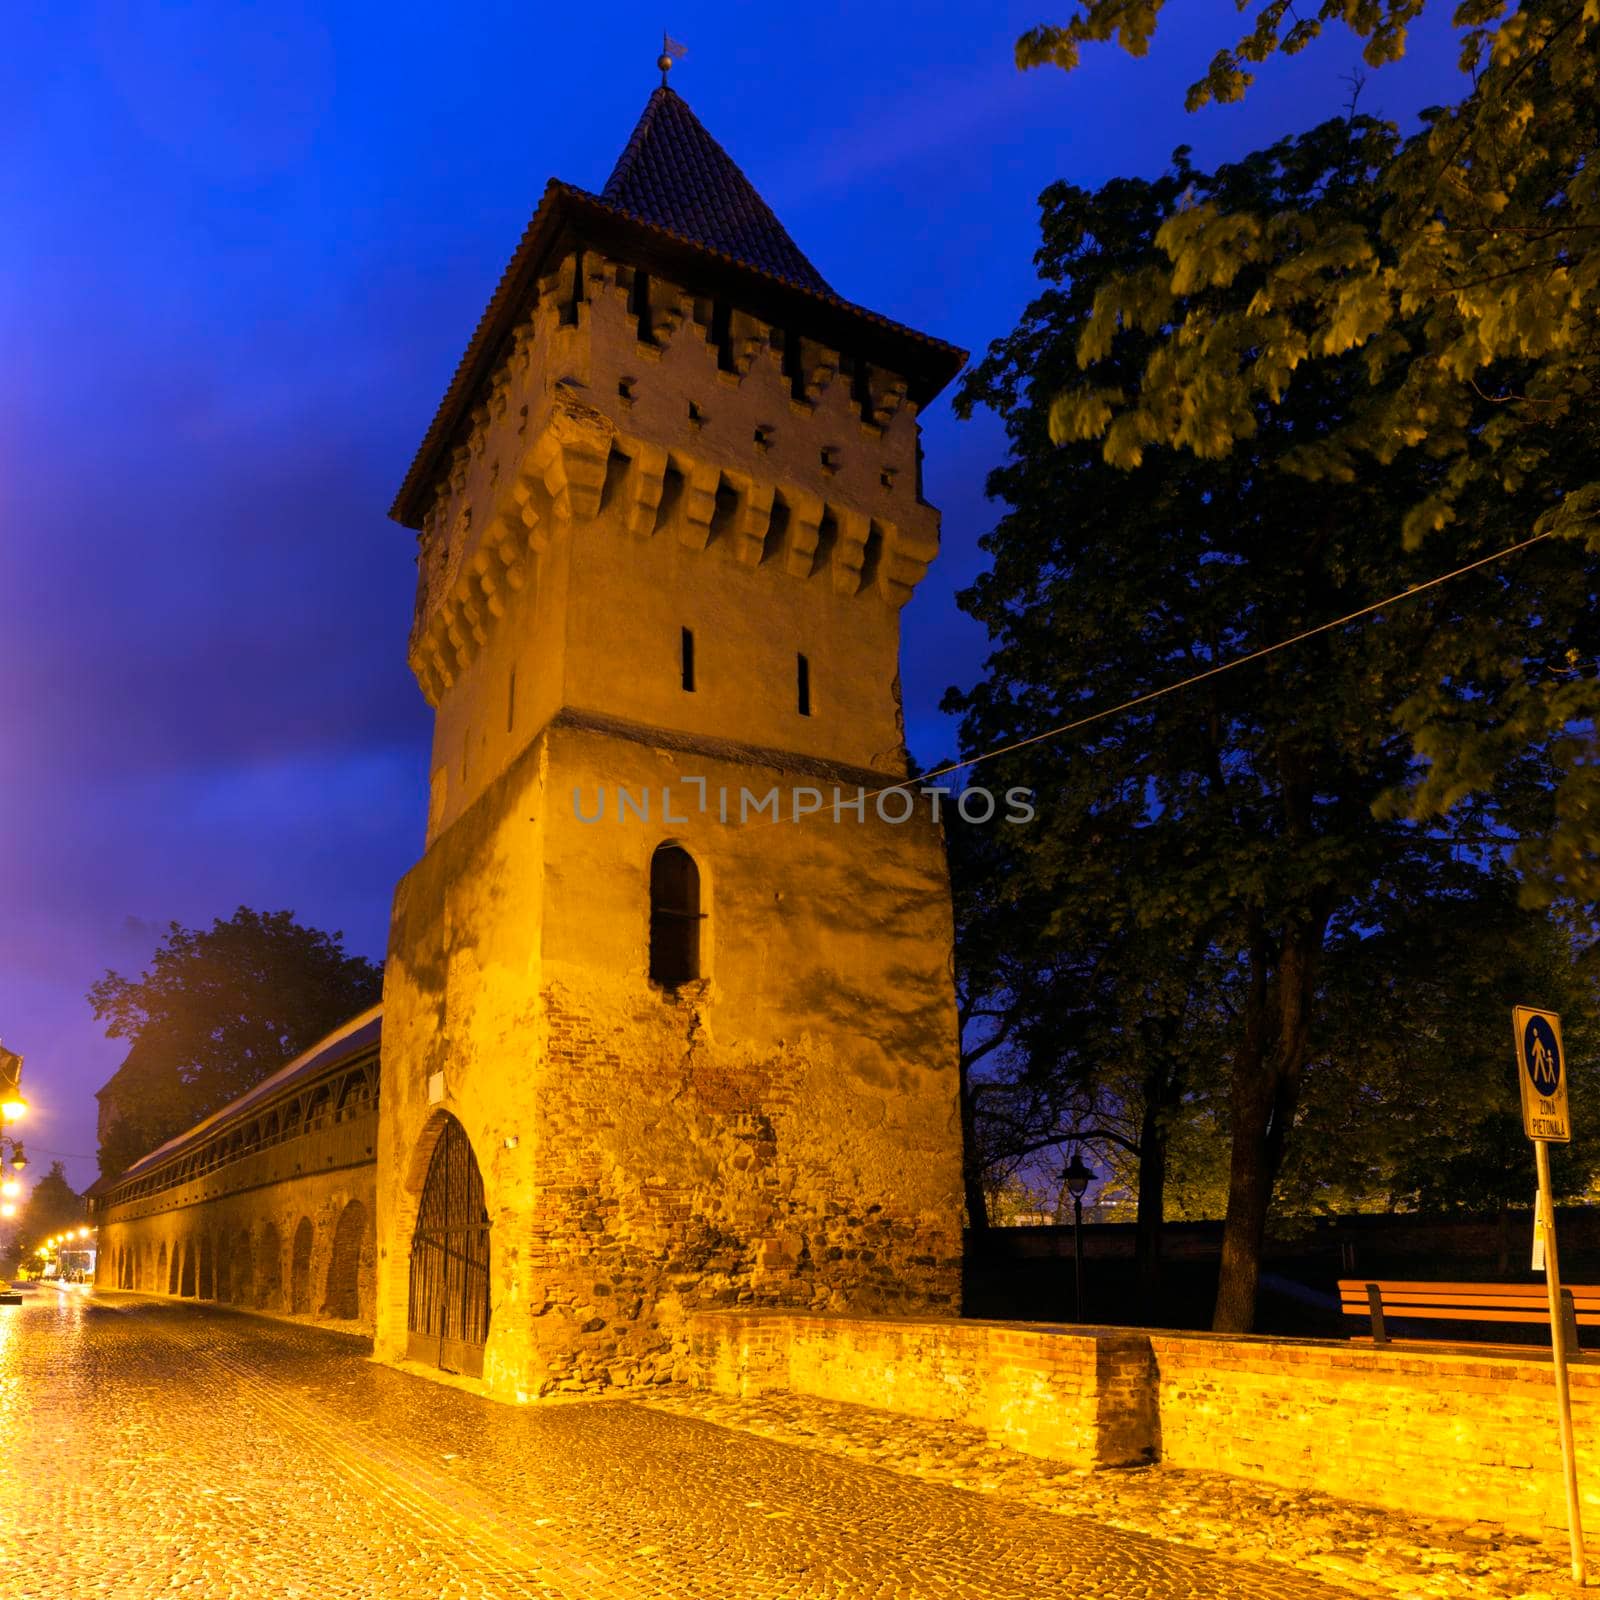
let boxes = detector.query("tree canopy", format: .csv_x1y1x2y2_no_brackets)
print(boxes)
90,907,382,1178
951,112,1599,1328
15,1161,84,1256
1014,0,1600,904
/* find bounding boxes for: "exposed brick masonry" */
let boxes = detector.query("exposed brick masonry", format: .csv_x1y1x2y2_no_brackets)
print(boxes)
689,1310,1600,1534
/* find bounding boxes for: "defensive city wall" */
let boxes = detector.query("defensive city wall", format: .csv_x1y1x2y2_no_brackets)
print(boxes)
88,1008,380,1331
85,996,1600,1538
79,84,1596,1549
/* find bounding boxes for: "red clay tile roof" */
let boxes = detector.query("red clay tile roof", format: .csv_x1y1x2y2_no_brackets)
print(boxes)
601,87,831,294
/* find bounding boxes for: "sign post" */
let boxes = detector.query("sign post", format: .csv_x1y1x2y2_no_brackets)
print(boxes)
1513,1004,1585,1584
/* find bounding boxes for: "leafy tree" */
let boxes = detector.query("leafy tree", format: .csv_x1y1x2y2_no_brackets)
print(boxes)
94,1039,200,1183
1286,874,1600,1220
948,804,1090,1234
1015,0,1600,903
18,1161,84,1252
90,908,382,1177
952,780,1244,1309
1074,941,1238,1303
951,117,1597,1329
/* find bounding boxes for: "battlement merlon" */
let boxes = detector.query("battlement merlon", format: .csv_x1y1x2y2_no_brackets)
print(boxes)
406,248,955,701
391,166,965,523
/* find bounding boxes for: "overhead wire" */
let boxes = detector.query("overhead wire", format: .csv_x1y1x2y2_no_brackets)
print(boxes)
827,526,1561,813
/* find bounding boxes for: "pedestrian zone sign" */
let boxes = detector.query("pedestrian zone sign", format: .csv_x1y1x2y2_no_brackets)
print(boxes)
1514,1005,1571,1143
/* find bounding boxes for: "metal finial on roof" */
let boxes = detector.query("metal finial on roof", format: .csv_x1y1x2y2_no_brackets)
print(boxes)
658,30,687,87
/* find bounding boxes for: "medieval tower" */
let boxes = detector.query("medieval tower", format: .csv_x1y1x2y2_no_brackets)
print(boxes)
374,75,967,1400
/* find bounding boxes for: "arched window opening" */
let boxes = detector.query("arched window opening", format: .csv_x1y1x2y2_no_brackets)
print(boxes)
649,844,703,989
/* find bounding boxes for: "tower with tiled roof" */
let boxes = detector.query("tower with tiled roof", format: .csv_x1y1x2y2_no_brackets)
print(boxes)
376,78,967,1401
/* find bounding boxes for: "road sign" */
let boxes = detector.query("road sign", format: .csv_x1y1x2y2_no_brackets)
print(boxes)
1513,1005,1571,1143
1513,1004,1584,1583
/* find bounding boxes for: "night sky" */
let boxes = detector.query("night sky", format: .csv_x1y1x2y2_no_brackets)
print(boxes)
3,2,1469,1192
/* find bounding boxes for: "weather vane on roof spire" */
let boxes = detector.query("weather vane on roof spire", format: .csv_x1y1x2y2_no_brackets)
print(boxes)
658,30,687,87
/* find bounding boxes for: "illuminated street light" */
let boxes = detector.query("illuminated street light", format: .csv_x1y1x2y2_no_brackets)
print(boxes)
0,1043,25,1122
0,1203,14,1219
1,1177,18,1197
1,1048,30,1191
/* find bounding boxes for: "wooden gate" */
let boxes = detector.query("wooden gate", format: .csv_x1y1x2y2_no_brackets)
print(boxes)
406,1115,491,1377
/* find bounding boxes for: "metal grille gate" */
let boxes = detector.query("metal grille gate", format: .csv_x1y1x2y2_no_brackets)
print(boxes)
406,1115,491,1377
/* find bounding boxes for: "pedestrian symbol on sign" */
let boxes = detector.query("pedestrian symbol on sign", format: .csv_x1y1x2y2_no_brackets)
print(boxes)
1513,1005,1570,1144
1526,1015,1563,1095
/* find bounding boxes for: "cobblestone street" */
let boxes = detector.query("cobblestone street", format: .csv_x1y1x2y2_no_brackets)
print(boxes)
0,1290,1368,1600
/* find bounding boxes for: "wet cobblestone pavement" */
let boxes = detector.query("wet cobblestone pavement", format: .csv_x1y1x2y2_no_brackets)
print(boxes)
644,1387,1584,1599
0,1291,1363,1600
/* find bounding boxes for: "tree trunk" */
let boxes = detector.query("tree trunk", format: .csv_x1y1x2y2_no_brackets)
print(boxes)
963,1161,991,1236
1212,1090,1275,1333
958,1055,990,1235
1134,1096,1169,1318
1212,921,1324,1334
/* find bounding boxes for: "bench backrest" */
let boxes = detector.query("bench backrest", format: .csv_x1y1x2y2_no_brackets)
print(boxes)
1338,1279,1600,1326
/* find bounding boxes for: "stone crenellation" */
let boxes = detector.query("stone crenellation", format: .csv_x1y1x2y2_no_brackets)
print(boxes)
371,85,967,1402
90,82,967,1413
407,246,940,711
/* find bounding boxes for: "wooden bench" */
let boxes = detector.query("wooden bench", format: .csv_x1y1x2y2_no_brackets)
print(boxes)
1338,1279,1600,1346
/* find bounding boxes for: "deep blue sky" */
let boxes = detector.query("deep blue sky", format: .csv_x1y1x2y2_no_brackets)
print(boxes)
1,2,1468,1193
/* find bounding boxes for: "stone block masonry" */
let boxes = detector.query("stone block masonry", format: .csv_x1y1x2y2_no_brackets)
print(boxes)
373,85,970,1404
689,1310,1600,1535
375,716,965,1402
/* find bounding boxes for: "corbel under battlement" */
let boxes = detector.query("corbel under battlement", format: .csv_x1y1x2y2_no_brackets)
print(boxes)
408,389,938,706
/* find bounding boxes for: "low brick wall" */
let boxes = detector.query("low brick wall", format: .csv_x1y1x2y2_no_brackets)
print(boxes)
687,1311,1157,1466
1149,1331,1600,1534
687,1311,1600,1533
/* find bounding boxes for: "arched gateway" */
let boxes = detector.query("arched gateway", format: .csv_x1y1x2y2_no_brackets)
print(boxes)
406,1115,491,1378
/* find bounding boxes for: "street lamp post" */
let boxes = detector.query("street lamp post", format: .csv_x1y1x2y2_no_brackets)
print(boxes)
1,1045,30,1266
2,1044,29,1155
1061,1154,1096,1323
